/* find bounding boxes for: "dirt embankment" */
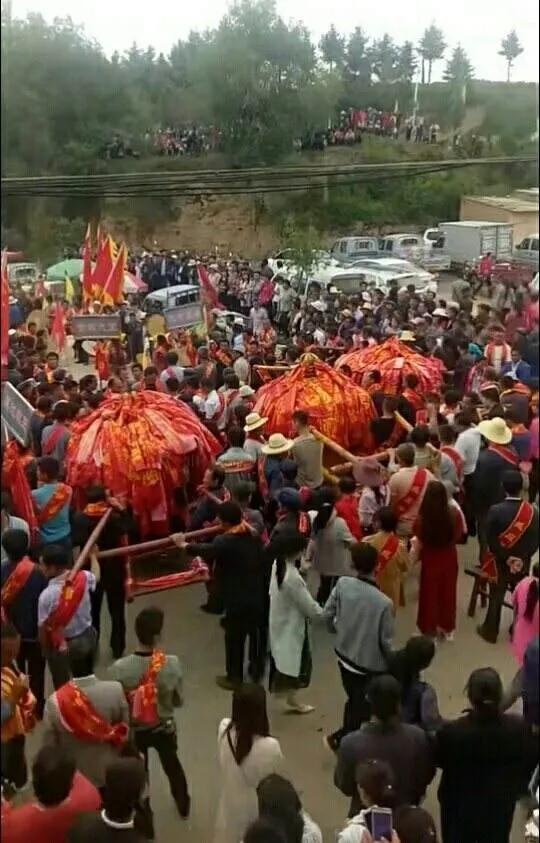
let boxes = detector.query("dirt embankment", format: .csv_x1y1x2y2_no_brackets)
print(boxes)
106,196,280,257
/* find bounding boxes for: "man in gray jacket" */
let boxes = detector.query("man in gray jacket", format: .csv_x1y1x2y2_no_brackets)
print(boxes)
323,543,394,751
42,653,129,790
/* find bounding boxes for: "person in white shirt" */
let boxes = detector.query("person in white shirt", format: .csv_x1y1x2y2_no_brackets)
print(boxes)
250,304,268,338
454,409,482,536
1,493,30,565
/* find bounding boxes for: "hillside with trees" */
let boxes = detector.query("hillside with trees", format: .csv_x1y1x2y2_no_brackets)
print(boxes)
1,2,537,258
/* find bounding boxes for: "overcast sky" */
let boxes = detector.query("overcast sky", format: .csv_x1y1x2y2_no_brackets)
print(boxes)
13,0,540,82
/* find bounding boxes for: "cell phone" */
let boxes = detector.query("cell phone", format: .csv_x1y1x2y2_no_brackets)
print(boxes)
364,806,393,841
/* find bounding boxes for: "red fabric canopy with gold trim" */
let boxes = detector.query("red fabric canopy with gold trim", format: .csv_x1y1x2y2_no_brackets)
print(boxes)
336,337,444,395
66,391,221,535
254,353,376,452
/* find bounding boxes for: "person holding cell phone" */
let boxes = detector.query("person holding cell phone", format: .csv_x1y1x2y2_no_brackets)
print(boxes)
336,758,398,842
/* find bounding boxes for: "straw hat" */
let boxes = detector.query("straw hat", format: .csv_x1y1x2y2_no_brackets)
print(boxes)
261,433,293,455
433,307,449,318
399,330,416,342
239,385,255,397
244,412,268,433
477,417,512,445
352,457,386,487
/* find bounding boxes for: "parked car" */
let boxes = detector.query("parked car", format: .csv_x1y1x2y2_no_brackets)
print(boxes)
7,262,39,287
143,284,201,313
323,263,438,298
330,236,380,262
378,233,451,272
513,233,539,270
267,249,342,286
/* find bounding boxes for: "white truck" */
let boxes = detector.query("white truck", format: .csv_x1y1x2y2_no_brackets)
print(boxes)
438,221,513,269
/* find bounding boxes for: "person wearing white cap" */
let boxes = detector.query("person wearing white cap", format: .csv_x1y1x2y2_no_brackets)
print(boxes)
471,416,519,564
243,413,268,461
261,434,295,498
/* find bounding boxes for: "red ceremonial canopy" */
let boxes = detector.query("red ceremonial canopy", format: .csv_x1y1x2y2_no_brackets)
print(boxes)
336,337,444,395
66,391,221,535
254,353,377,452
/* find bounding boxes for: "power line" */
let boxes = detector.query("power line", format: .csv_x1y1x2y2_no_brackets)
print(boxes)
2,156,536,198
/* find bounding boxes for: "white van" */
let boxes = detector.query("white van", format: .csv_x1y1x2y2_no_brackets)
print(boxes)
143,284,201,314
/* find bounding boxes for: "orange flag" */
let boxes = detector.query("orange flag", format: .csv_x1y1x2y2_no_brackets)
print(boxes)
82,224,93,302
92,234,116,296
1,250,9,367
50,302,66,352
102,243,127,306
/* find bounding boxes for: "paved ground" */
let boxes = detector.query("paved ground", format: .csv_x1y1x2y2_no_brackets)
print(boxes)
26,537,526,842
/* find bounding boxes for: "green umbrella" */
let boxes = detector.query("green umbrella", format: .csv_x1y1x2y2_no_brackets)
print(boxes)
46,258,84,281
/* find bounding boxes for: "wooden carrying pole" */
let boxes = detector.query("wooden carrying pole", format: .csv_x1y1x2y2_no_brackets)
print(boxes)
97,524,222,560
310,428,389,464
70,507,112,579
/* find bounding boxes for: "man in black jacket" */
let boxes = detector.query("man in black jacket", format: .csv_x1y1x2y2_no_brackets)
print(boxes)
173,501,266,689
472,417,520,561
334,675,435,817
71,486,134,660
477,471,539,643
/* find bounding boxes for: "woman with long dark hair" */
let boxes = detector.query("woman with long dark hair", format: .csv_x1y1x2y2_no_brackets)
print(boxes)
268,531,324,714
411,480,465,640
215,685,283,843
257,774,322,843
436,668,536,843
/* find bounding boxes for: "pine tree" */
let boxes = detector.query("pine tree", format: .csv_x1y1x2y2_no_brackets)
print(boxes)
319,25,345,71
396,41,417,83
443,45,474,84
499,30,524,82
418,24,446,84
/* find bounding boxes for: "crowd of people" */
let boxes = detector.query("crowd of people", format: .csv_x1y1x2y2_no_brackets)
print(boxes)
1,251,539,843
150,126,220,157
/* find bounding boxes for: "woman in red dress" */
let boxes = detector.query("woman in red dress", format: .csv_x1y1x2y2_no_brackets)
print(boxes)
412,480,465,641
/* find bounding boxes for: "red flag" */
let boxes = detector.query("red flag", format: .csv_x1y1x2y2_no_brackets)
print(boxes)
82,224,93,301
102,243,127,306
51,302,66,352
2,440,39,540
197,264,220,310
92,234,116,295
1,250,9,367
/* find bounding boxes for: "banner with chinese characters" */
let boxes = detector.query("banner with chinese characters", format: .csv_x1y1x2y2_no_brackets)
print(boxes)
1,381,34,446
71,314,122,339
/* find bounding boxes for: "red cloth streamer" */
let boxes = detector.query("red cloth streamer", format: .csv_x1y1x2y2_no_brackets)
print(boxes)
1,441,38,540
66,391,221,536
336,337,444,395
50,303,66,352
130,557,209,598
254,353,377,453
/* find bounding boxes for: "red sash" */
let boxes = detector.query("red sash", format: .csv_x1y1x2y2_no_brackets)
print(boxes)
44,571,87,650
257,455,269,500
35,482,71,526
441,446,464,483
55,681,128,747
375,533,400,577
41,424,67,456
127,649,165,726
487,444,519,466
393,468,428,519
481,500,535,581
221,458,255,475
1,557,35,608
